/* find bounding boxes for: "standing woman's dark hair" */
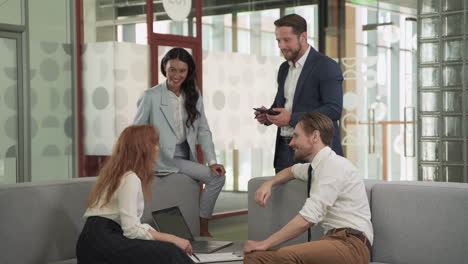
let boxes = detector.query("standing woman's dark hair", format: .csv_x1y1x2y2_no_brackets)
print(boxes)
161,48,200,128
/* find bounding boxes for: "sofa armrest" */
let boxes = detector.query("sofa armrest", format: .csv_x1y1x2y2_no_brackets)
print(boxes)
247,177,325,247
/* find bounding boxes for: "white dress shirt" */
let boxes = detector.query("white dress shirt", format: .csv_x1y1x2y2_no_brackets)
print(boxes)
168,90,187,144
84,172,155,240
281,45,311,137
167,89,216,165
291,146,374,244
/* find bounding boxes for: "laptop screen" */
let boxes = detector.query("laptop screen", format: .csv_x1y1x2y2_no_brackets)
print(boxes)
151,206,195,241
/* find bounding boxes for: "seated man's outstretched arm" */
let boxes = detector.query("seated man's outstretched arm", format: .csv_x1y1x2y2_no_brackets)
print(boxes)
255,167,295,208
243,214,314,253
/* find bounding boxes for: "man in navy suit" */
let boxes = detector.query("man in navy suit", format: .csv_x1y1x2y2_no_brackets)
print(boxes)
255,14,343,173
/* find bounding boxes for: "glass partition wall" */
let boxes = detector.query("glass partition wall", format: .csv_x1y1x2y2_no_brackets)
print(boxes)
83,0,320,190
0,0,76,183
83,0,424,188
341,3,418,181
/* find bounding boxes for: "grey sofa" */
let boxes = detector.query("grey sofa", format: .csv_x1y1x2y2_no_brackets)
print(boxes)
0,174,200,264
248,177,468,264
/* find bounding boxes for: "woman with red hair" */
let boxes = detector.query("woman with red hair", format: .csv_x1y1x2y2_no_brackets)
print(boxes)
76,125,194,264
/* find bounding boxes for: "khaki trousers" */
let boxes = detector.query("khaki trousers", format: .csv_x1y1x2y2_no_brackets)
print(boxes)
244,230,370,264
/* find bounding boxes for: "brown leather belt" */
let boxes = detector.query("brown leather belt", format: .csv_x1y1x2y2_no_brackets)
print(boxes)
327,227,372,252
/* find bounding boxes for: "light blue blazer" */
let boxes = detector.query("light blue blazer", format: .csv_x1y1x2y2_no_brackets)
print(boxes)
134,82,216,173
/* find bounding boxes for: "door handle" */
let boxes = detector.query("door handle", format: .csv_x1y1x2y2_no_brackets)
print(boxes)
368,108,376,154
404,107,416,157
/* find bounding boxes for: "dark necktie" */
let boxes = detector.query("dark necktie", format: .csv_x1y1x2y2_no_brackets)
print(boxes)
307,164,313,242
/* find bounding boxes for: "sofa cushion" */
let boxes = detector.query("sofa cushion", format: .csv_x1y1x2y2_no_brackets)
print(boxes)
0,178,94,264
371,181,468,264
0,173,200,264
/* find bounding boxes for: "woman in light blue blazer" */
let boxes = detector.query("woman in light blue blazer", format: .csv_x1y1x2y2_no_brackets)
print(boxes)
134,48,226,236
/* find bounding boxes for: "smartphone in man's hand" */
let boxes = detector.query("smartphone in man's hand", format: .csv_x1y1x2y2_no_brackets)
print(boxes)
253,108,280,115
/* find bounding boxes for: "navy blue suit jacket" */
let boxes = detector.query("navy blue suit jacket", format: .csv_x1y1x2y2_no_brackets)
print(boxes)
272,46,343,168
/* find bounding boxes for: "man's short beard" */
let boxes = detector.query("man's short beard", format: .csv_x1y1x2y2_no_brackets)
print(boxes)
283,41,302,61
294,151,307,161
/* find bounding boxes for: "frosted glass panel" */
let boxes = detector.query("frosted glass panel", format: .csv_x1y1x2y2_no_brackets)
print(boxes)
443,14,463,36
420,92,441,112
443,116,462,137
421,116,440,137
420,67,439,87
29,0,74,181
0,37,18,184
444,40,463,61
443,91,463,112
443,65,463,87
442,141,463,162
420,42,439,63
421,141,439,161
420,17,439,39
0,0,22,25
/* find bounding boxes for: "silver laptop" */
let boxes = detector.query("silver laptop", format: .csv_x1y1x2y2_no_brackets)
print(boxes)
152,206,233,253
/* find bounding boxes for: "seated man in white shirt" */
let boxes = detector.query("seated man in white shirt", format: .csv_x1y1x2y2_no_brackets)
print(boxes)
243,112,373,264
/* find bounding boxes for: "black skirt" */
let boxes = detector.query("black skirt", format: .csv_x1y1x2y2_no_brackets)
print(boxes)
76,216,195,264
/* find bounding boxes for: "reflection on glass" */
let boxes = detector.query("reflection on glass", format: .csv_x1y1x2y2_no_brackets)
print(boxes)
420,67,439,87
421,116,440,137
421,141,439,161
443,14,463,36
420,42,439,63
443,91,462,112
443,116,462,137
444,40,463,61
420,0,440,14
443,141,463,162
443,65,463,87
420,92,441,112
444,166,464,182
420,17,439,39
421,165,439,181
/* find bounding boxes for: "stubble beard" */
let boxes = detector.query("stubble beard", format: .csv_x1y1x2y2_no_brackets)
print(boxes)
282,42,302,62
293,149,307,161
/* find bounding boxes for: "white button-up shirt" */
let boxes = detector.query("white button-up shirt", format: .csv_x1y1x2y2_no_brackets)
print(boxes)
291,146,374,244
168,90,187,144
84,172,155,240
281,45,311,137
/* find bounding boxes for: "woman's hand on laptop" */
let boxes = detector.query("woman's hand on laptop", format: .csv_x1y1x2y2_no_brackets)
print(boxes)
173,237,193,255
149,230,193,255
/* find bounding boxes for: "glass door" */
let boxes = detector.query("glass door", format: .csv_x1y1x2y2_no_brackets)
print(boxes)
0,32,23,183
341,5,417,181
